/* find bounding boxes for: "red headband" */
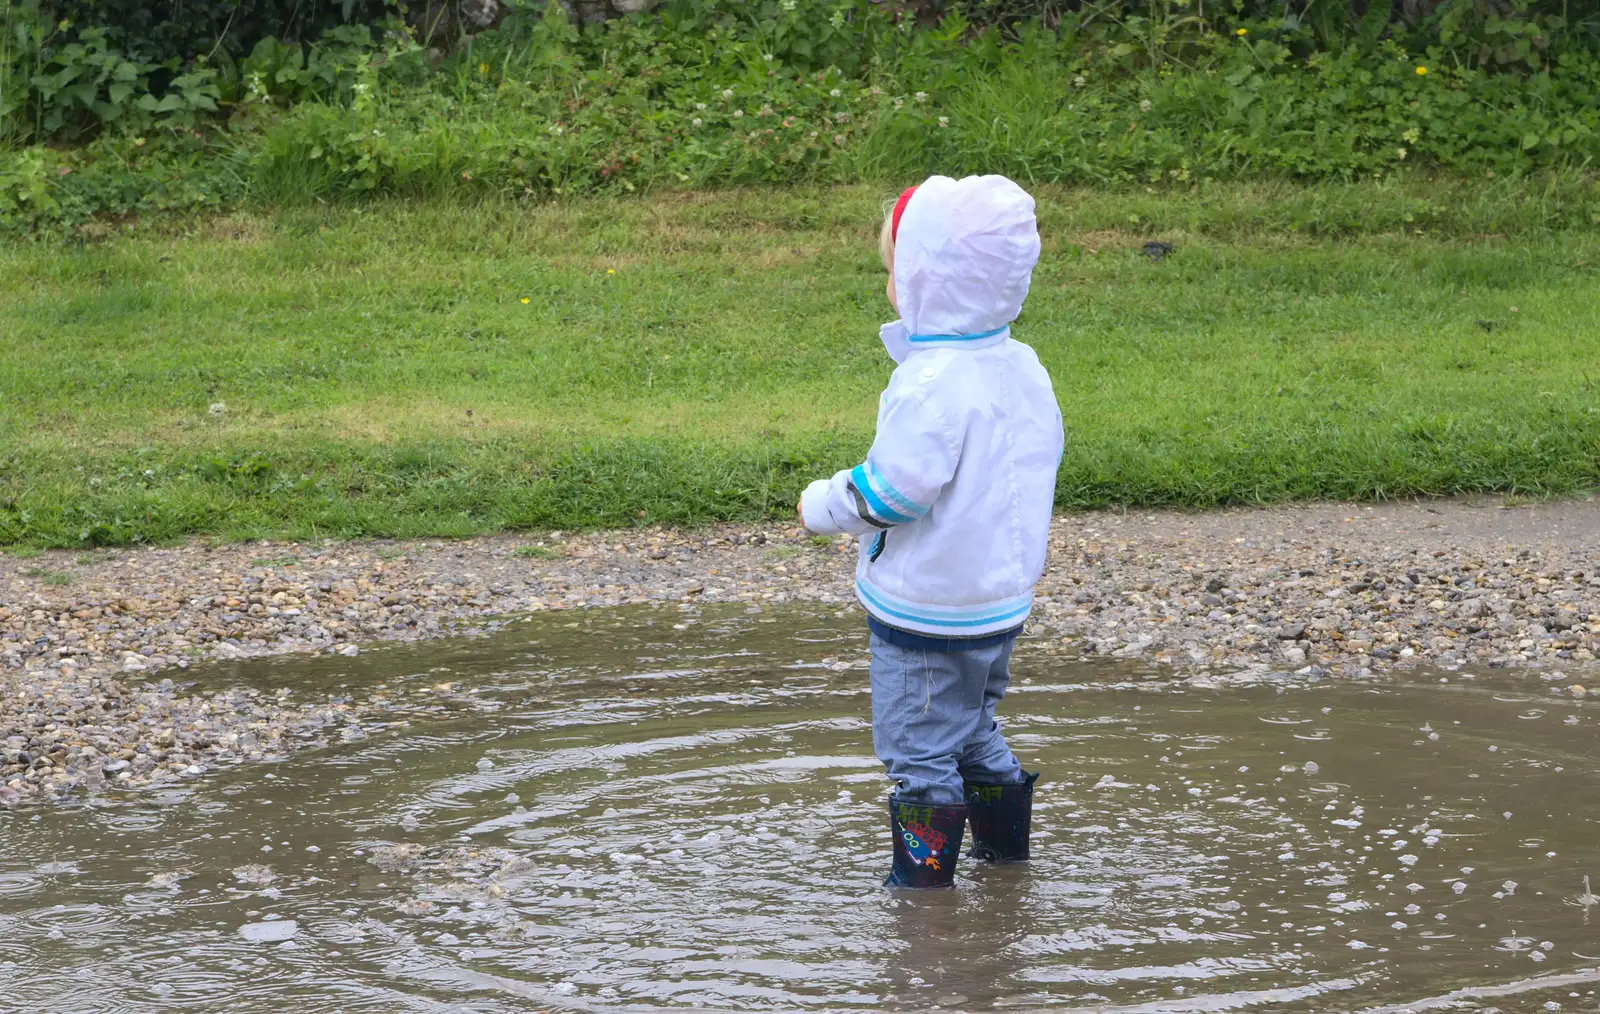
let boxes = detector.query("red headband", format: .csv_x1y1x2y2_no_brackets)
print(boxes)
890,185,918,243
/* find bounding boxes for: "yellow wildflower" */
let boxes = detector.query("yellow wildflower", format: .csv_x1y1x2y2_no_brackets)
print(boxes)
1415,66,1427,75
1235,27,1248,36
607,268,616,275
479,62,489,75
520,297,530,304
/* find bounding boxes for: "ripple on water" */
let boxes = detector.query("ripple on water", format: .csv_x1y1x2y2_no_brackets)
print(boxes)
0,873,40,899
772,674,835,693
1,981,127,1014
792,628,856,644
22,903,120,937
97,811,168,834
1024,954,1286,985
0,939,38,964
1,609,1599,1013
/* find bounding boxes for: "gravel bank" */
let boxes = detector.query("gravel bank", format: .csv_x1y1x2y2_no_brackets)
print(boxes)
4,498,1597,804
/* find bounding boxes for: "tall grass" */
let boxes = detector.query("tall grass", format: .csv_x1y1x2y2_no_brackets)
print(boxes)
0,0,44,150
8,0,1600,235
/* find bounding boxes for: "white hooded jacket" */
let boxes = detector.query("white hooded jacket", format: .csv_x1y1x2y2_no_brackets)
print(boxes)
800,174,1064,639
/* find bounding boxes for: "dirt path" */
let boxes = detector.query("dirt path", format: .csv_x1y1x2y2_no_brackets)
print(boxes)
4,497,1597,804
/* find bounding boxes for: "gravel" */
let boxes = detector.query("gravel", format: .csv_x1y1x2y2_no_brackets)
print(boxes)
1030,499,1600,675
4,498,1597,805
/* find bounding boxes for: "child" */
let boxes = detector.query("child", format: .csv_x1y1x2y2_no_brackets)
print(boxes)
799,175,1063,889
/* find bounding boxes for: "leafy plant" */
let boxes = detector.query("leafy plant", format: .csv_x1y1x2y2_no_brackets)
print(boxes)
4,20,223,140
8,0,1600,232
0,145,56,222
138,65,220,125
26,25,153,135
236,22,397,106
47,0,394,65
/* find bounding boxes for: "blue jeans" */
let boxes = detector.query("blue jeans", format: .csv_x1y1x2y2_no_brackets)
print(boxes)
869,632,1025,805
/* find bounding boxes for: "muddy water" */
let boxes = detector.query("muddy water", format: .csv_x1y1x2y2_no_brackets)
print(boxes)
1,605,1598,1014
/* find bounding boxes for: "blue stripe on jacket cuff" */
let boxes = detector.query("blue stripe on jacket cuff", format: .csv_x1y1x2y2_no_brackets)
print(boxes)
861,460,927,519
849,465,916,524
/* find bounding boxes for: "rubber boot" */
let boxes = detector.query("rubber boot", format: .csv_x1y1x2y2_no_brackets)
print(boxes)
964,770,1038,863
885,797,967,889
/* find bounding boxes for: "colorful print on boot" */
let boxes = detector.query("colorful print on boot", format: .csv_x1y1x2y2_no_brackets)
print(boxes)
964,770,1039,863
885,798,967,889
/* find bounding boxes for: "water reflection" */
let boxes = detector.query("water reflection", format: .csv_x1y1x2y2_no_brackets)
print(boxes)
0,604,1596,1013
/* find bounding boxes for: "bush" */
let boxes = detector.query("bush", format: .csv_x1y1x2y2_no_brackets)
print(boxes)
45,0,391,63
0,133,245,231
6,0,1600,232
0,0,397,145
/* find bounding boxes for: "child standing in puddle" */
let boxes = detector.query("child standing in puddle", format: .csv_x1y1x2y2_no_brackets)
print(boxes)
800,175,1063,889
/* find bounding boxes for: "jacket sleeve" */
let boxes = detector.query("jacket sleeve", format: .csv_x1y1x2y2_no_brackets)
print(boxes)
800,386,960,537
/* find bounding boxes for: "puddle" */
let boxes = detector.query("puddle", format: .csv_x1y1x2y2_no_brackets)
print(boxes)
1,605,1598,1012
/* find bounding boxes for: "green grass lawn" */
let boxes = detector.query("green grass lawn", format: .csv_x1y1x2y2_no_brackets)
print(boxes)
3,183,1599,547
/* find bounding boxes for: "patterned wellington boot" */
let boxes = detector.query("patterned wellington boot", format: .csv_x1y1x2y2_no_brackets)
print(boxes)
885,797,968,889
964,770,1039,863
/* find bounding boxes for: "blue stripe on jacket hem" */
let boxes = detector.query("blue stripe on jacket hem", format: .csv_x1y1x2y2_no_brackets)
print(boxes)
855,580,1032,632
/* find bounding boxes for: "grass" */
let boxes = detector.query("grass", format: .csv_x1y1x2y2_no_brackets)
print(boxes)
1,181,1598,547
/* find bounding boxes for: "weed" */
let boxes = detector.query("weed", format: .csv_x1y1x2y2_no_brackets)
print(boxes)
6,3,1600,233
513,545,557,559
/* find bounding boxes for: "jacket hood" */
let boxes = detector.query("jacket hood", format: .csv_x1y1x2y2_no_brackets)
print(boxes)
880,174,1040,363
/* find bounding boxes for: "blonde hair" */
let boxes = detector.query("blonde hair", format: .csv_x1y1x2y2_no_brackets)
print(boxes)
878,201,896,269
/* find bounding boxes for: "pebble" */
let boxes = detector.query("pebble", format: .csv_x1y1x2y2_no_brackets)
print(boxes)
368,843,426,872
231,864,276,886
3,500,1598,807
1031,501,1600,679
393,898,435,916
